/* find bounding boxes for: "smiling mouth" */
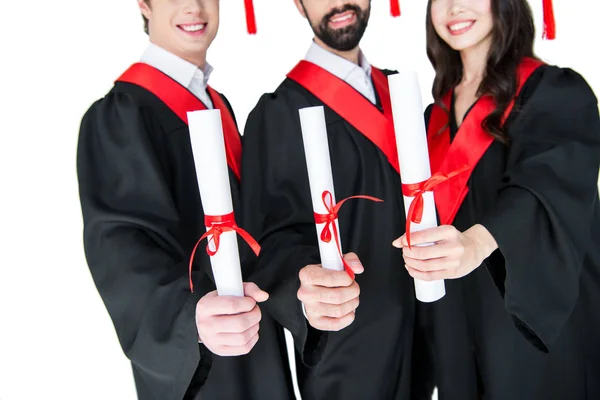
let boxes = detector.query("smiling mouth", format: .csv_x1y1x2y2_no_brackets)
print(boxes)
178,23,206,33
329,11,356,27
448,20,475,35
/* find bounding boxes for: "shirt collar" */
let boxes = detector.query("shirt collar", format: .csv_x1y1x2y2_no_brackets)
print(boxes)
140,42,213,89
304,41,372,81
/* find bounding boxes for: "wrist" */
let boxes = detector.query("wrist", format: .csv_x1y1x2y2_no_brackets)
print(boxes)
466,224,498,261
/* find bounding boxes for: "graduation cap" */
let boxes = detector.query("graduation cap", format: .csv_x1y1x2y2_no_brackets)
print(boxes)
244,0,257,34
243,1,552,37
242,0,403,34
393,0,556,34
390,0,401,17
541,0,556,40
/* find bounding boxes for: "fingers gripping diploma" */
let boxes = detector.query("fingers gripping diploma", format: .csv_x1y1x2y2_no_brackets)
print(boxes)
195,282,269,356
393,224,499,281
297,252,364,332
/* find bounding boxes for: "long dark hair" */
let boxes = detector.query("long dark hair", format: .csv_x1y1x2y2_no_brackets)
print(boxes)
426,0,537,143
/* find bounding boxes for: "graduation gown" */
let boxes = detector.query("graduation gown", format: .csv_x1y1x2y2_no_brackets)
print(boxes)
415,64,600,400
77,76,296,400
241,67,416,399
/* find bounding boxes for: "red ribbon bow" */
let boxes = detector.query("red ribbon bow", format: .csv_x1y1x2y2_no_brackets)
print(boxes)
189,212,261,292
313,191,383,280
402,165,470,249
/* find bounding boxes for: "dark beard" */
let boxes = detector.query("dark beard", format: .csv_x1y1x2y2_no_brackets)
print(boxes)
306,3,370,52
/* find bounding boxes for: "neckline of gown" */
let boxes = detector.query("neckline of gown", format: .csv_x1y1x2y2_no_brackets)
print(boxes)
449,90,478,141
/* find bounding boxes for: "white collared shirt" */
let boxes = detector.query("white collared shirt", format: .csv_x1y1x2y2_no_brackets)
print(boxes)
140,42,214,109
304,41,377,105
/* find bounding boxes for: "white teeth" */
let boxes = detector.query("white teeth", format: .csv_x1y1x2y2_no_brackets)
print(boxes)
331,13,353,23
182,24,205,32
449,21,474,31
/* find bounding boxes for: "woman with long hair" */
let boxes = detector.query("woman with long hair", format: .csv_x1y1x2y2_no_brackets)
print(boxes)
394,0,600,398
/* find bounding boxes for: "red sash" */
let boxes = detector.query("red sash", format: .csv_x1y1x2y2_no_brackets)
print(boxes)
116,63,242,180
427,57,544,225
287,60,400,174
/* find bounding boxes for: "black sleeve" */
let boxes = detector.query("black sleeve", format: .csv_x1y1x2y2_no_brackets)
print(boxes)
240,93,327,366
424,103,434,126
481,67,600,351
77,92,214,399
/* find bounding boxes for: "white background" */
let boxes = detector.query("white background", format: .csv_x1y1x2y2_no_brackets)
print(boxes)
0,1,598,399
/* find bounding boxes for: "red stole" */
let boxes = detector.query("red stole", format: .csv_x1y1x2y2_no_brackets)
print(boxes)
427,57,544,225
116,63,242,180
287,60,400,174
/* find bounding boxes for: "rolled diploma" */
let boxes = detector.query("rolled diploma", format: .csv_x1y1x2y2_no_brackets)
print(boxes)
388,72,446,303
188,109,244,297
298,106,344,271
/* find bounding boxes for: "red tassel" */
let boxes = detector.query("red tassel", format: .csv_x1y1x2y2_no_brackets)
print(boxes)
542,0,556,40
390,0,401,17
244,0,257,34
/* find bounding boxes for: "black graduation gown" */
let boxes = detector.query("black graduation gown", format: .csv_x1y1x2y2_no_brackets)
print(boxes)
241,74,416,400
77,81,296,400
415,65,600,400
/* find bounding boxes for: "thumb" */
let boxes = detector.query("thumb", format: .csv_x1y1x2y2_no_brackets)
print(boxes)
343,252,364,275
392,235,405,248
243,282,270,302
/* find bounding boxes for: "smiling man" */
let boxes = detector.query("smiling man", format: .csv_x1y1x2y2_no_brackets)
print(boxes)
241,1,416,399
77,1,297,399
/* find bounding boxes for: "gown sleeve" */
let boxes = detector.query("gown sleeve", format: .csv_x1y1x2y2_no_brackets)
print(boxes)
240,93,328,366
481,67,600,352
77,91,214,399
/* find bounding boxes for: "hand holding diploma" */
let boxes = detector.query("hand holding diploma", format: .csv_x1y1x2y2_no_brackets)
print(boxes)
394,224,499,281
388,71,448,303
297,253,364,331
188,109,266,355
297,106,382,331
195,282,268,356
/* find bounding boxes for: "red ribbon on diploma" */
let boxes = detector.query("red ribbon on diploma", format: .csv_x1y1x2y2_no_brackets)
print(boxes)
189,212,261,292
313,191,383,280
402,166,470,249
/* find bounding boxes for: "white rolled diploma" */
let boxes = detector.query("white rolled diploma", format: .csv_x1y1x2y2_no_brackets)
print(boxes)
388,72,446,303
298,106,344,272
187,109,244,297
